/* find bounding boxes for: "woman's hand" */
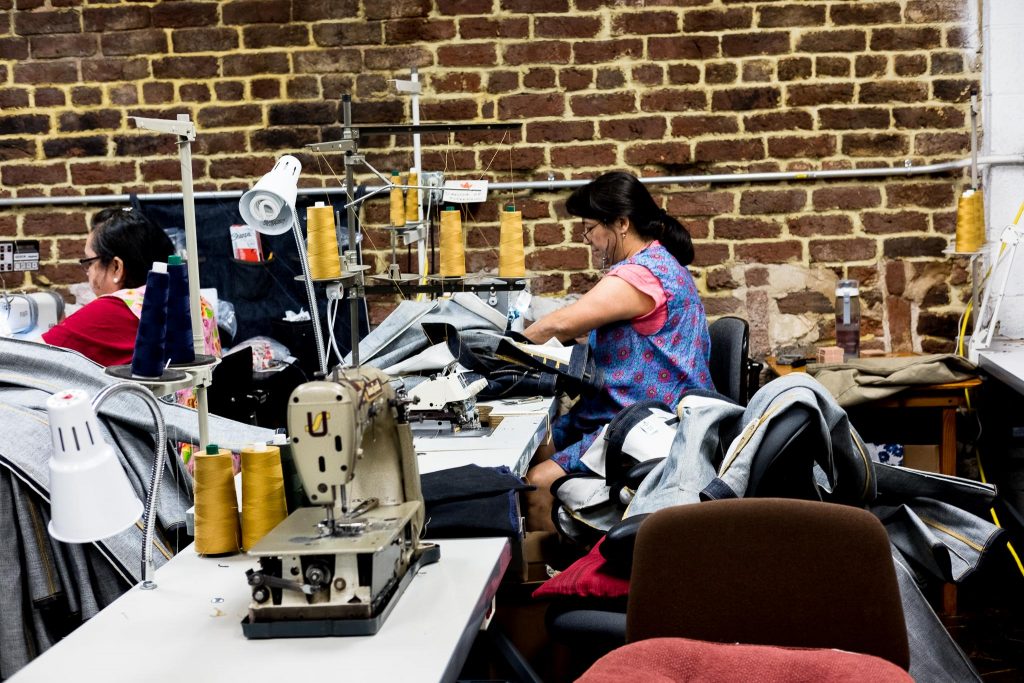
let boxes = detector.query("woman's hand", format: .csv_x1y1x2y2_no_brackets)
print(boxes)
523,275,655,344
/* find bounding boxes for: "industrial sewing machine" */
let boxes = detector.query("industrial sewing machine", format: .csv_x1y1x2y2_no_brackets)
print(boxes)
407,365,490,436
241,366,439,638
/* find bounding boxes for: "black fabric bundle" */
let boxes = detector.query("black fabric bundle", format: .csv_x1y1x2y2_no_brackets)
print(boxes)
421,464,534,538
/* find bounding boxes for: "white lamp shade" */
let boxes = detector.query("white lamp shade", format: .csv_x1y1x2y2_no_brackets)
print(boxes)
238,154,302,236
46,390,143,543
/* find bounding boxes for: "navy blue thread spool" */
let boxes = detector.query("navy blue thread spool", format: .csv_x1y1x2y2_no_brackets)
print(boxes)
131,261,170,379
165,254,196,364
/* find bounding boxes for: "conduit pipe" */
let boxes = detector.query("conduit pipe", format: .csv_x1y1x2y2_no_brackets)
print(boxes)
2,154,1022,209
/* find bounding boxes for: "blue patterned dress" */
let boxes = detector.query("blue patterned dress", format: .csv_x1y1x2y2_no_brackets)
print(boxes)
551,242,712,473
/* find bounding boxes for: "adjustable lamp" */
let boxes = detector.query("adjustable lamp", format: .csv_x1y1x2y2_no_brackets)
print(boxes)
46,383,167,590
239,155,328,375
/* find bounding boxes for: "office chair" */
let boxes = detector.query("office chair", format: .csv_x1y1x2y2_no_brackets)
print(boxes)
707,316,754,405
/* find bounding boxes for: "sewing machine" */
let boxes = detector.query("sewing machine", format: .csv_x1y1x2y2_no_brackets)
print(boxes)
407,365,489,436
0,291,64,340
241,366,439,638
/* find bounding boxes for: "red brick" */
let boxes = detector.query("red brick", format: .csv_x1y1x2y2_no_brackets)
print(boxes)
223,52,289,76
153,56,219,79
894,54,928,77
421,99,477,121
250,78,279,99
884,236,947,259
250,127,317,151
671,115,739,137
712,87,780,111
71,86,102,106
504,41,571,66
2,163,67,186
819,107,891,130
758,4,826,28
171,27,238,53
569,92,636,117
735,241,802,264
83,6,150,31
527,120,593,143
667,64,700,85
714,217,780,240
459,17,528,39
932,79,974,103
140,158,205,182
613,11,679,35
776,290,834,314
624,142,691,166
788,214,853,237
786,83,853,107
293,0,359,21
197,105,262,128
43,135,106,158
906,0,963,23
705,62,737,84
649,35,719,60
14,9,80,35
767,135,836,158
70,161,136,185
195,131,246,155
386,18,456,44
295,48,363,72
550,144,617,168
871,27,942,51
437,43,495,67
498,93,564,119
142,82,174,104
667,191,735,217
573,39,642,64
438,0,493,14
641,89,707,112
0,114,48,135
312,21,380,47
30,33,96,59
101,29,167,56
706,267,739,290
721,32,790,57
14,61,78,84
742,60,773,83
108,85,139,106
739,190,806,215
54,237,88,260
486,71,519,94
860,81,928,104
0,37,29,60
886,183,956,209
810,238,876,263
536,16,601,38
830,2,901,25
113,133,177,157
816,56,850,78
525,246,590,271
524,68,556,89
861,211,929,234
914,132,969,155
244,25,311,49
694,139,764,162
21,212,84,236
33,88,64,107
285,76,320,99
81,57,148,82
744,111,813,132
151,2,218,28
598,117,666,140
366,0,431,19
931,52,964,76
684,8,751,32
778,57,811,81
692,242,730,268
430,72,482,94
796,30,866,53
58,109,121,132
812,187,881,211
180,83,211,102
841,133,908,157
222,0,290,24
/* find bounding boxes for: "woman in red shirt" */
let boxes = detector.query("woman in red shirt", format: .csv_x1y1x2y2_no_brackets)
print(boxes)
43,208,218,365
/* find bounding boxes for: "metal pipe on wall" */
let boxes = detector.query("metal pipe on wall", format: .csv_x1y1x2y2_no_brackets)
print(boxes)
2,154,1022,209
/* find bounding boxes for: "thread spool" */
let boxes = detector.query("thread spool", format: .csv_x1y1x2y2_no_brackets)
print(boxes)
306,202,342,279
440,205,466,277
405,169,420,224
390,171,406,226
130,262,169,379
164,254,195,365
194,443,241,555
955,188,985,253
240,442,288,550
499,204,526,278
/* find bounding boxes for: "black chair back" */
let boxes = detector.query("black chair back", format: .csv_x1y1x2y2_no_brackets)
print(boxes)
708,316,749,405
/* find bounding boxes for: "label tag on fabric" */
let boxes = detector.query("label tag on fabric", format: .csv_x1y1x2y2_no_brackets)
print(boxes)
442,179,488,203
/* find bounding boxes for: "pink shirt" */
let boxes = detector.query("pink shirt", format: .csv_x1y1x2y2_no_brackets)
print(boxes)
608,241,668,336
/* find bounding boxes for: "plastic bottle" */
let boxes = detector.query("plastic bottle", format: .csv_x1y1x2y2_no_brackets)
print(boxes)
835,279,861,359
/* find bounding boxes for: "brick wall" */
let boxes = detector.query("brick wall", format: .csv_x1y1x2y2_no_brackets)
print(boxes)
0,0,980,356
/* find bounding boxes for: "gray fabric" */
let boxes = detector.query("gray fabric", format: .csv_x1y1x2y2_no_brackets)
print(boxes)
0,337,270,679
809,353,977,407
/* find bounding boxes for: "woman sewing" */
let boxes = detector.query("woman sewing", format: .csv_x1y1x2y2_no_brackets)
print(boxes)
43,207,219,366
523,172,713,532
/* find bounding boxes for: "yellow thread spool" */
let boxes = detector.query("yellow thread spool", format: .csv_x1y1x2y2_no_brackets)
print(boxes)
194,444,241,555
389,170,405,227
499,204,526,277
405,169,420,224
955,188,985,253
440,205,466,277
306,202,342,279
240,443,288,550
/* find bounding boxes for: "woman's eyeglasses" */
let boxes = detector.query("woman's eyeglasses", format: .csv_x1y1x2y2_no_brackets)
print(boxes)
78,256,101,270
581,220,604,239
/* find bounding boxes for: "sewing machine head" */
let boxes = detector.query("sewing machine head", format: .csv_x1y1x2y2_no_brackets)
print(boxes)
241,365,439,638
407,365,489,434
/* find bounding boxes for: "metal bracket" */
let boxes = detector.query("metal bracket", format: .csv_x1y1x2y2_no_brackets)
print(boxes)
390,78,422,95
306,137,359,154
131,115,196,141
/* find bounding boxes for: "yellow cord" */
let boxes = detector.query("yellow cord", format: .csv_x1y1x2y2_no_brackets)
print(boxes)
975,448,1024,577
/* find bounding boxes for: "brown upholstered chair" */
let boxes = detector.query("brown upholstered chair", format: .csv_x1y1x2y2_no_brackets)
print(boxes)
626,498,910,670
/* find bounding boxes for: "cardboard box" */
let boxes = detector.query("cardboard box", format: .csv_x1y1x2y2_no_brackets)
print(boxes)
903,444,941,473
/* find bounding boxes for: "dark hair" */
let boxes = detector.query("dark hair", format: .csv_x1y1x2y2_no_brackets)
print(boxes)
565,171,694,267
90,207,175,288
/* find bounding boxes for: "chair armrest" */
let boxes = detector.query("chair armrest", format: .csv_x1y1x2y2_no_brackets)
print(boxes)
599,513,651,576
623,458,664,491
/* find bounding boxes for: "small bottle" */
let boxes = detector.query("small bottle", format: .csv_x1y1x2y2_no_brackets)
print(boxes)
835,279,861,359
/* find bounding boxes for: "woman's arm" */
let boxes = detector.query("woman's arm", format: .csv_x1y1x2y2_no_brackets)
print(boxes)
524,275,655,344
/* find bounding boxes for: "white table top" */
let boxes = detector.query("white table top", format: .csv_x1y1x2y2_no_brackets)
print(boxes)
977,338,1024,395
13,537,511,683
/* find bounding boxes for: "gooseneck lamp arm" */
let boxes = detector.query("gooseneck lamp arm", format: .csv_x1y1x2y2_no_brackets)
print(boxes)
91,382,167,590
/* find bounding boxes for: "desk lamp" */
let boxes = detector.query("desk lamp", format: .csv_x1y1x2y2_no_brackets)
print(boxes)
239,155,328,376
47,383,167,590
